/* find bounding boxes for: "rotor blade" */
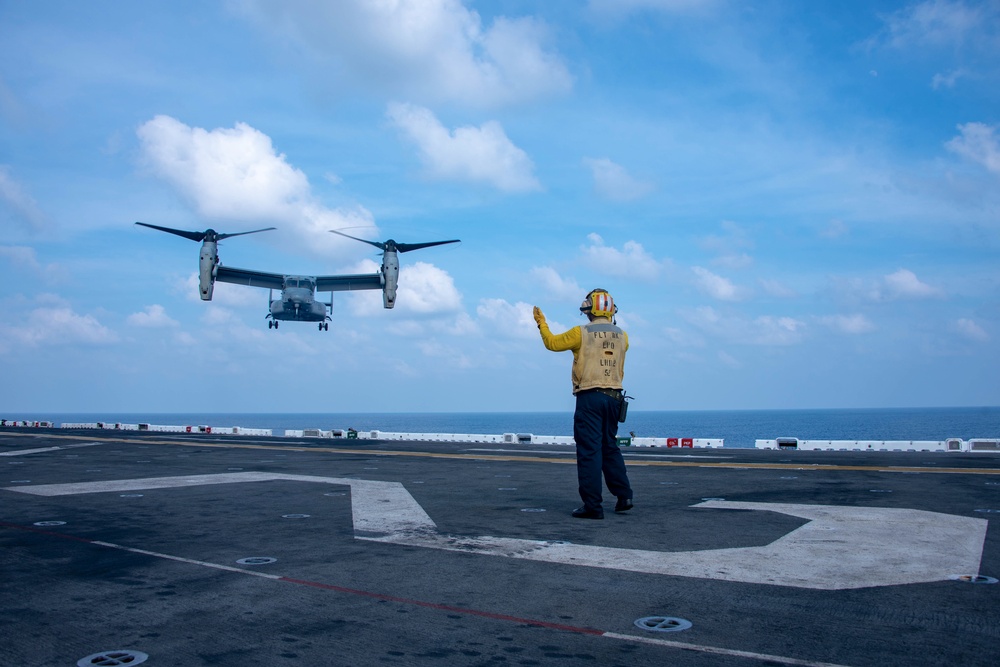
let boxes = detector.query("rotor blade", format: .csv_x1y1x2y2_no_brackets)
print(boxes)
329,229,386,251
395,239,461,253
134,222,205,242
216,227,276,241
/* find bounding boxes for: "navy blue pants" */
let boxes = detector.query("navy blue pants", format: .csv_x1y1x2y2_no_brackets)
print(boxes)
573,390,632,510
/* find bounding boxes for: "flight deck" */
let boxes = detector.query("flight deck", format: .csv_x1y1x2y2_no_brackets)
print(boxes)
2,427,998,666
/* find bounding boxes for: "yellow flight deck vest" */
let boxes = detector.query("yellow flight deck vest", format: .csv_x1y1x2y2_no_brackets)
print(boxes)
574,322,627,393
537,316,629,394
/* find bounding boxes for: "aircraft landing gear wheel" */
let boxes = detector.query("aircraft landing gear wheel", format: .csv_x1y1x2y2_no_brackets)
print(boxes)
268,320,273,329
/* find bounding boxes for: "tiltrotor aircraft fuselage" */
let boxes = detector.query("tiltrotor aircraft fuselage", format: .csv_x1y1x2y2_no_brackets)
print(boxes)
135,223,459,330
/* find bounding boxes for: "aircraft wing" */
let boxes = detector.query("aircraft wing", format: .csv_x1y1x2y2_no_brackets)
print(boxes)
315,273,383,292
215,266,285,290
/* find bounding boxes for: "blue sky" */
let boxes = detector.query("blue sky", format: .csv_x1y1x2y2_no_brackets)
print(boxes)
1,0,997,414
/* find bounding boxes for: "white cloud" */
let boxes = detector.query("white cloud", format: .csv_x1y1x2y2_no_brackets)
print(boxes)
820,219,849,239
350,260,462,316
877,0,984,50
0,166,48,232
750,315,806,345
179,273,263,308
394,261,463,314
717,350,742,368
476,298,539,338
0,305,118,350
442,312,480,336
387,103,540,192
416,339,474,369
832,270,946,303
932,68,968,89
0,245,67,283
581,233,662,281
682,305,806,346
759,278,798,298
237,0,572,108
662,326,706,348
699,221,754,269
946,122,1000,176
953,318,989,341
137,115,308,220
884,269,944,299
136,115,376,257
0,245,41,269
712,253,753,270
818,314,875,334
582,157,654,202
190,305,320,359
127,304,179,328
529,267,582,300
691,266,748,301
201,305,240,327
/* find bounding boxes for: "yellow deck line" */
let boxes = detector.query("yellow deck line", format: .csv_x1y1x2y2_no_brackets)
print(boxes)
3,431,1000,475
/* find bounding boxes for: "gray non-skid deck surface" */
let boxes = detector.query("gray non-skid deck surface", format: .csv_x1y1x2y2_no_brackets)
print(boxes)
2,429,998,666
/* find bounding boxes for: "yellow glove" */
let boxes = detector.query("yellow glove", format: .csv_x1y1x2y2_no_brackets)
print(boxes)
532,306,546,327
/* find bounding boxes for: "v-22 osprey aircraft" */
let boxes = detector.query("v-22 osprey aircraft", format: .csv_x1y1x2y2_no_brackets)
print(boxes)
135,223,459,330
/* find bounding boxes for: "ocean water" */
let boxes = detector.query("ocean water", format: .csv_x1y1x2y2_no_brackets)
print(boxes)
8,407,999,449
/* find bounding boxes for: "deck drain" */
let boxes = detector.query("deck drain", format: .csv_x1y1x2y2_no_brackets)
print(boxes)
701,497,724,501
282,514,310,519
324,492,347,497
120,494,144,498
236,557,277,565
521,508,547,512
950,574,998,584
974,509,1000,513
634,616,692,633
780,476,798,480
498,487,517,491
34,521,66,526
77,649,149,666
870,489,893,493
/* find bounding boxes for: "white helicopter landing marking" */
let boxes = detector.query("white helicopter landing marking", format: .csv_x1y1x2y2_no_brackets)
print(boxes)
5,472,986,590
0,442,105,457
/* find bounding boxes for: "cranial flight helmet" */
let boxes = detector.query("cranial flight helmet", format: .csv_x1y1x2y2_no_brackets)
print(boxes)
580,288,617,319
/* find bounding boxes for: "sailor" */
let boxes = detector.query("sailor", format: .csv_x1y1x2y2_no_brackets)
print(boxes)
533,289,634,519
